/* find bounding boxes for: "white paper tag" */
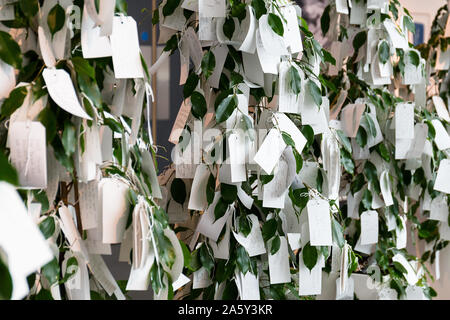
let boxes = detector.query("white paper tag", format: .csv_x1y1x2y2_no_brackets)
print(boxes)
81,4,112,59
232,214,266,257
101,178,130,244
253,128,287,174
434,159,450,194
360,210,379,245
268,236,291,284
307,198,332,246
9,121,47,189
43,68,92,119
109,16,144,79
395,103,414,140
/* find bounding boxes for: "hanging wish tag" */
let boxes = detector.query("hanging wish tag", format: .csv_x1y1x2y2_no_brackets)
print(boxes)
43,68,92,119
81,3,112,59
110,16,144,79
9,121,47,189
307,197,333,246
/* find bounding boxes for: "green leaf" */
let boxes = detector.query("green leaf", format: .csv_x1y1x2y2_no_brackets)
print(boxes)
292,188,309,211
322,49,336,65
1,86,28,118
201,51,216,80
236,246,251,275
403,15,415,34
340,149,355,175
231,2,246,22
262,219,277,242
221,183,237,204
62,120,76,157
214,197,229,221
293,149,303,174
407,50,420,67
216,94,238,123
20,0,39,18
183,72,199,99
72,57,96,80
378,40,390,64
363,161,378,184
352,31,367,53
363,114,377,138
206,173,216,205
320,5,331,36
47,3,66,38
288,66,302,95
268,13,284,37
0,257,12,300
331,219,345,248
376,143,390,162
238,215,251,237
171,178,186,205
77,73,102,109
190,91,207,119
154,227,176,269
39,217,55,239
356,126,368,148
301,125,315,149
281,131,295,148
199,244,215,275
316,170,324,194
336,130,352,153
361,189,372,210
251,0,267,19
42,258,59,285
351,174,365,195
162,0,181,17
223,17,235,40
163,34,178,53
180,240,192,269
270,235,281,255
306,80,322,107
0,31,22,69
302,242,318,271
0,151,18,186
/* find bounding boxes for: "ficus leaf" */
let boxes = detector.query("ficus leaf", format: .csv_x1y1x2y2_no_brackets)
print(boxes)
0,31,22,69
47,3,66,38
288,66,302,95
216,94,238,123
306,80,322,107
268,13,284,37
190,91,207,119
251,0,267,19
201,50,216,80
171,178,186,205
302,242,318,271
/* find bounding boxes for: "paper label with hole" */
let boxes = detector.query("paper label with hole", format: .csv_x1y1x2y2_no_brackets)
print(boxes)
109,16,144,79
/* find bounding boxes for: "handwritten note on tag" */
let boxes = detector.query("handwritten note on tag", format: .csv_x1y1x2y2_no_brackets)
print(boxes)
43,68,92,119
79,181,99,230
9,121,47,189
110,16,144,79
